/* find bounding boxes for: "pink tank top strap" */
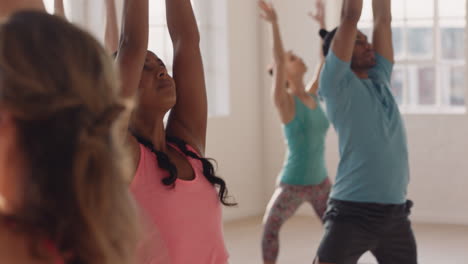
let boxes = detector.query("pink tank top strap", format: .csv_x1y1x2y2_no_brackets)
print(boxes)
167,141,201,158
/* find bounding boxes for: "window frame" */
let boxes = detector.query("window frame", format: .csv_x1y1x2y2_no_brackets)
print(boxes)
359,0,467,115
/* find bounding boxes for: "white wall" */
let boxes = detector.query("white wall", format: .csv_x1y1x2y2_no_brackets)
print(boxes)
261,0,468,225
208,0,264,221
404,115,468,224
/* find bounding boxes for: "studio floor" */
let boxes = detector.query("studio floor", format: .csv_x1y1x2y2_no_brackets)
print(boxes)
224,216,468,264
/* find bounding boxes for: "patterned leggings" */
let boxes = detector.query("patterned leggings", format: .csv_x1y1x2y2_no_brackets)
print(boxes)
262,178,331,263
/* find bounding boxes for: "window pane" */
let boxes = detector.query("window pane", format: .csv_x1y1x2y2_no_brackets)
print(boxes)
450,66,466,106
361,0,373,22
362,0,406,21
439,0,466,18
406,0,434,19
148,27,173,73
360,27,373,40
407,23,433,59
391,67,405,104
193,0,212,26
149,0,166,25
391,0,405,20
417,66,436,105
392,27,404,58
441,22,465,60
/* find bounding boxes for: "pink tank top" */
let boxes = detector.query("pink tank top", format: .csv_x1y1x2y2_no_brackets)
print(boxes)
130,143,229,264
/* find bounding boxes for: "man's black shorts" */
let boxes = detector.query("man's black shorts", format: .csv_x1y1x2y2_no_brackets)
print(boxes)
316,199,417,264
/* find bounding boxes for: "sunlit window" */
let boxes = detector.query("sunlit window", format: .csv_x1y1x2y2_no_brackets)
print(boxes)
360,0,466,114
43,0,230,117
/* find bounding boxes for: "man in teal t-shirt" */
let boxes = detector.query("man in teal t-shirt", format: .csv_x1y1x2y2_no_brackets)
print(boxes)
321,48,409,204
314,0,417,263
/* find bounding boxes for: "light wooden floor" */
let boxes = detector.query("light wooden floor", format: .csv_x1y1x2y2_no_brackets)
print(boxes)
224,216,468,264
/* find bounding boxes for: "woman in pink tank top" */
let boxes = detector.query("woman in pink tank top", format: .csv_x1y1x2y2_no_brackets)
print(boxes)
116,0,236,263
0,6,139,264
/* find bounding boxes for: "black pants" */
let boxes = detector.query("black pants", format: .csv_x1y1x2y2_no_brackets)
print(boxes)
316,199,417,264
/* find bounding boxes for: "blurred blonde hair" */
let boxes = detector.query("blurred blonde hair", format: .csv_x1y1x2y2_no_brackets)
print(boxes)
0,11,138,264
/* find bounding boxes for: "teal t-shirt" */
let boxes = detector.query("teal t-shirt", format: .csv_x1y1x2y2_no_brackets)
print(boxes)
319,51,409,204
279,95,330,186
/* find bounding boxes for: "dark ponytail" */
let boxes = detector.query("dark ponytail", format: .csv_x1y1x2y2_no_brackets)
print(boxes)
131,133,236,206
320,27,338,57
319,29,329,39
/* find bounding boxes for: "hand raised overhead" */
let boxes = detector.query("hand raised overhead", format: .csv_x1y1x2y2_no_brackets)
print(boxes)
308,0,325,28
259,0,277,23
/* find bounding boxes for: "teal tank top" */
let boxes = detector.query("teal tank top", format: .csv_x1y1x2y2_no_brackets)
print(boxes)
279,94,330,185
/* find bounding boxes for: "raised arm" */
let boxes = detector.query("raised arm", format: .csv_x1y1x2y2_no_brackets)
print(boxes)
372,0,393,63
116,0,148,99
308,61,324,95
307,0,326,94
331,0,363,62
115,0,148,165
105,0,119,54
165,0,207,155
54,0,65,18
0,0,45,18
259,0,294,123
308,0,325,30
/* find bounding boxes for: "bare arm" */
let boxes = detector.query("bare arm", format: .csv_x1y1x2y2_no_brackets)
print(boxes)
105,0,119,54
165,0,207,155
307,0,325,94
116,0,148,99
115,0,149,163
307,61,324,95
270,22,290,110
259,1,294,123
308,0,326,30
54,0,65,18
331,0,363,62
0,0,45,18
372,0,393,63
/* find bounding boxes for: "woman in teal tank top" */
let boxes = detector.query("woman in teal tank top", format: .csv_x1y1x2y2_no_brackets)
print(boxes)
259,1,331,263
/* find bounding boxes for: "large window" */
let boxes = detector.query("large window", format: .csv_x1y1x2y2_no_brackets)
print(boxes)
148,0,230,117
359,0,467,113
44,0,230,117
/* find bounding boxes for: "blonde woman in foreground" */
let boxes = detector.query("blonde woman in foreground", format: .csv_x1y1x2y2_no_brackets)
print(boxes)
0,8,139,264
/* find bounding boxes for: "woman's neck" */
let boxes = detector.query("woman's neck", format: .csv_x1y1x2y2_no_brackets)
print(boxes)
130,114,167,152
151,121,167,151
307,80,319,95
